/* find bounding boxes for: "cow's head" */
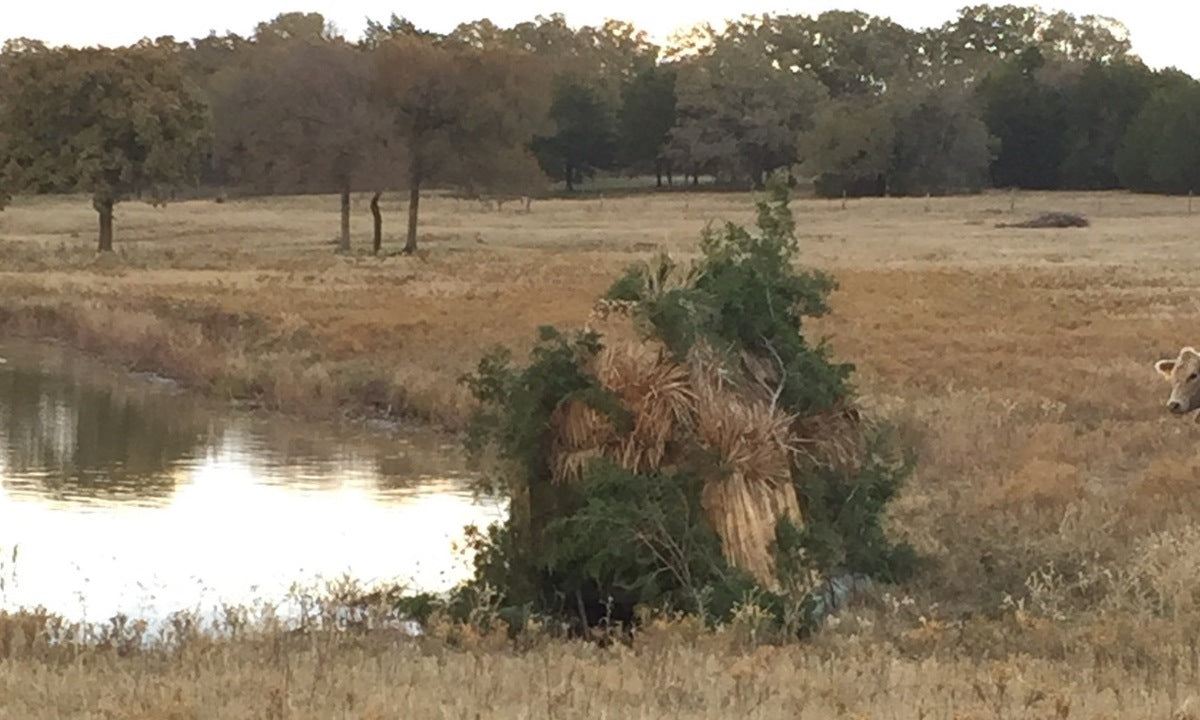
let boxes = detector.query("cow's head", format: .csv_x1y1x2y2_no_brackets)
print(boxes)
1155,346,1200,416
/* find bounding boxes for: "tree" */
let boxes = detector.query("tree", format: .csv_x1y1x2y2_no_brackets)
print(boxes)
532,81,617,191
443,18,510,51
670,32,828,187
798,97,894,197
211,34,397,253
617,65,677,185
372,36,550,252
1058,59,1155,189
502,15,656,102
0,40,210,251
500,16,655,192
888,84,995,195
977,47,1069,189
799,82,994,198
1115,74,1200,194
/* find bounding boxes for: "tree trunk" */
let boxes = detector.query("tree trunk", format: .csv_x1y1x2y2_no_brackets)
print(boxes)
370,191,383,255
564,161,575,192
94,196,114,252
667,167,674,187
655,159,663,188
404,181,420,255
338,185,351,253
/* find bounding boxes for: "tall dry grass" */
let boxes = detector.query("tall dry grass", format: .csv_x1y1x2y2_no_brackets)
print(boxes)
4,599,1200,718
6,187,1200,714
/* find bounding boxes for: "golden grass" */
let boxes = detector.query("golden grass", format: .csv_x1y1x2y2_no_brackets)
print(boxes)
4,606,1200,718
7,187,1200,714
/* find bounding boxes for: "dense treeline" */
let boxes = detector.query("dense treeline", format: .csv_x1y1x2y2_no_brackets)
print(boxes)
1,5,1199,251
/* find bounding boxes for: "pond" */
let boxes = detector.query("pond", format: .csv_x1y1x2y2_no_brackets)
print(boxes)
0,341,506,629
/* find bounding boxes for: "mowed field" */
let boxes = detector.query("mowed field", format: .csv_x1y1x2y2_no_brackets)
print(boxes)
6,188,1200,717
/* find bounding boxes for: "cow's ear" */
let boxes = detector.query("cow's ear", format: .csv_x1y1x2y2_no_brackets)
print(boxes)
1156,359,1177,379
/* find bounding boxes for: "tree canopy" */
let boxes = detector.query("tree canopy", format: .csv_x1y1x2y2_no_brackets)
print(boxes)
372,35,550,252
0,39,210,250
213,36,397,252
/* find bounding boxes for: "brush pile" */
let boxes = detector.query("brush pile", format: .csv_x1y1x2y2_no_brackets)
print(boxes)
458,172,918,635
996,211,1090,228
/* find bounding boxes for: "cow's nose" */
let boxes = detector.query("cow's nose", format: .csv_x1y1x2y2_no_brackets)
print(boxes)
1169,400,1186,414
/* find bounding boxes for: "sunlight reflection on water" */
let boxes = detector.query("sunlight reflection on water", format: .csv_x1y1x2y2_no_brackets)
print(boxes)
0,343,507,628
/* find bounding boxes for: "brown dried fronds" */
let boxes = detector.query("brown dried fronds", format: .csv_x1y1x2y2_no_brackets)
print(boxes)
688,345,795,489
596,340,697,475
701,471,803,589
548,339,696,483
548,399,617,483
549,330,864,586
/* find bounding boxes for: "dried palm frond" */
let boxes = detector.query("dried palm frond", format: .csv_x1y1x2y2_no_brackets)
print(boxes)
594,340,696,475
690,363,795,490
548,398,617,484
548,339,698,482
687,353,806,587
701,470,803,589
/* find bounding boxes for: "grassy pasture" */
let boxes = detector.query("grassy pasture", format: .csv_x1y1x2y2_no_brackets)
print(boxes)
4,187,1200,716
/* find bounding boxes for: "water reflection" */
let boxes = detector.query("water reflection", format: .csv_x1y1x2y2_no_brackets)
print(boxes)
0,363,213,501
0,343,505,625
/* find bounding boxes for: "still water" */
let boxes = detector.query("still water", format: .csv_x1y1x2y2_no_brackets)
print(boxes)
0,342,506,627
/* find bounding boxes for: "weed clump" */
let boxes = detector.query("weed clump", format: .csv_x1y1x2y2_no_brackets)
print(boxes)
451,172,919,639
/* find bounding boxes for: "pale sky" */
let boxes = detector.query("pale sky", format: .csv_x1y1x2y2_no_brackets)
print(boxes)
7,1,1199,77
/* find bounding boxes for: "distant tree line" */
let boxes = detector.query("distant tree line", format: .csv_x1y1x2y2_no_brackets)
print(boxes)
1,5,1199,252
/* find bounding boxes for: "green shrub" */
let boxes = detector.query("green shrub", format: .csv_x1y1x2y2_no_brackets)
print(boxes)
444,171,918,638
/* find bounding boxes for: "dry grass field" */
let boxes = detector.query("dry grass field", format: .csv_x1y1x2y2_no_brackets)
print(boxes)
6,187,1200,716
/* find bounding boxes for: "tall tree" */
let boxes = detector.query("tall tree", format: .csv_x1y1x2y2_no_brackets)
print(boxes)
798,97,895,197
1058,59,1155,188
211,34,396,252
372,36,550,252
977,47,1069,189
888,84,995,195
669,31,827,187
505,15,656,191
0,40,210,251
532,81,617,191
617,65,677,185
1115,73,1200,194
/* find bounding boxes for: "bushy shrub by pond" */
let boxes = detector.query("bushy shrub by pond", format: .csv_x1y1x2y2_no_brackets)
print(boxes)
440,172,920,640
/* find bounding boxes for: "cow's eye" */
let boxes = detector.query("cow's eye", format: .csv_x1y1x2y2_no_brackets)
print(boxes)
1189,373,1198,382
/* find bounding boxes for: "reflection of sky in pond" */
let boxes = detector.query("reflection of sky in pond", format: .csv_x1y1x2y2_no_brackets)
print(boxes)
0,346,507,626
